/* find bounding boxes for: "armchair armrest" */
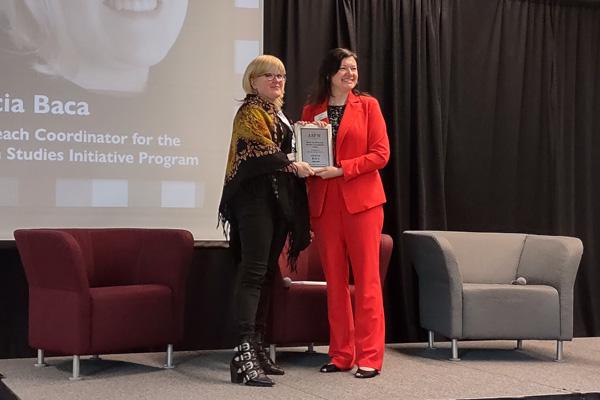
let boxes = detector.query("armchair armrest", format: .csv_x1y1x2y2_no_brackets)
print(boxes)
14,229,93,353
517,234,583,339
14,229,90,292
403,231,464,338
518,234,583,289
135,229,194,291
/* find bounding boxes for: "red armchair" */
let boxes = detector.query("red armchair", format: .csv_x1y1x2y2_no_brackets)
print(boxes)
267,234,393,360
14,228,194,380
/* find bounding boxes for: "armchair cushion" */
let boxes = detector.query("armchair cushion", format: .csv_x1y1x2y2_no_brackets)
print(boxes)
90,284,172,353
269,284,336,345
462,284,559,339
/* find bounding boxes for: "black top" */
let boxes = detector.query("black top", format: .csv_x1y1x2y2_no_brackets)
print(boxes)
327,104,345,164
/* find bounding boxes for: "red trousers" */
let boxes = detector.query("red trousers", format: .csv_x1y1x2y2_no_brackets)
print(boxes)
311,179,385,370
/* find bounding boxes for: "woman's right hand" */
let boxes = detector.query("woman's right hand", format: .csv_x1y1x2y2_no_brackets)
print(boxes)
294,161,315,178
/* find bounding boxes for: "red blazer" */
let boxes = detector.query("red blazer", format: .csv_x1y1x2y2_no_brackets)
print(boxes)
301,92,390,217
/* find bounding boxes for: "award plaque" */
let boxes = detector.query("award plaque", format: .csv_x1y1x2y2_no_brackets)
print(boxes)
294,123,333,167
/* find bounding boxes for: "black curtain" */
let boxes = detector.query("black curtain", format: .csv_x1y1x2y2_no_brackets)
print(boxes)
264,0,600,341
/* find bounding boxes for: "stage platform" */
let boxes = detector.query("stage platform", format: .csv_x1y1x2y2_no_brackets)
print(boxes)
1,338,600,400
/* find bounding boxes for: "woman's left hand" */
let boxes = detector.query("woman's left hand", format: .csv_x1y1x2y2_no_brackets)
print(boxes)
314,166,343,179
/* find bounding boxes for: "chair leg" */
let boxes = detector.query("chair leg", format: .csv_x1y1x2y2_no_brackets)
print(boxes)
516,340,523,350
450,339,460,361
34,349,47,367
164,344,174,369
555,340,563,362
427,330,435,349
269,344,276,363
68,355,82,381
306,342,316,353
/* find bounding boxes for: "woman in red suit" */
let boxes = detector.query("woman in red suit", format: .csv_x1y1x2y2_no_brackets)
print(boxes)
301,48,390,378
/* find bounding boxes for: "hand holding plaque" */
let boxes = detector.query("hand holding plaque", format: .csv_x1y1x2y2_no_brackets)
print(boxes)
294,123,333,168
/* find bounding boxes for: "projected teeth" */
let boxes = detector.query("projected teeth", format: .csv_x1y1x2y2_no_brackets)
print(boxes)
103,0,159,12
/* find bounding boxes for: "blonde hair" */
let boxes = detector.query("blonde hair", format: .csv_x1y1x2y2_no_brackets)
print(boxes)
242,54,286,110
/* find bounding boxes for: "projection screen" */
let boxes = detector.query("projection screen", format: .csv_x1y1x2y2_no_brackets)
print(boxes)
0,0,263,240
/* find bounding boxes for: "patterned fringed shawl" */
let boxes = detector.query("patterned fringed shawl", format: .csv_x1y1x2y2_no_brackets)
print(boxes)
222,95,289,188
219,95,310,270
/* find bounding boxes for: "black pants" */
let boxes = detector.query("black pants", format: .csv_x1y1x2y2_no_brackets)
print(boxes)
231,178,287,340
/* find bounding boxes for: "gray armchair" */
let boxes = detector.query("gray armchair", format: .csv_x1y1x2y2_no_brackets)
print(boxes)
403,230,583,361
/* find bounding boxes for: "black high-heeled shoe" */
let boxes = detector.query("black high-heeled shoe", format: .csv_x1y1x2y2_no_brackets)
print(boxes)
319,363,350,373
230,341,274,387
355,367,379,379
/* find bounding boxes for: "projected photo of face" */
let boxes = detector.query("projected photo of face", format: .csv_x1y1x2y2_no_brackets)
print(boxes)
1,0,188,93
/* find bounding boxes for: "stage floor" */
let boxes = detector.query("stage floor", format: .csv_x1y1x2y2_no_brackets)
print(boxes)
1,338,600,400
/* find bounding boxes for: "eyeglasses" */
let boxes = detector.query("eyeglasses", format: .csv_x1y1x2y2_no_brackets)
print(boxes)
338,66,358,73
259,73,287,81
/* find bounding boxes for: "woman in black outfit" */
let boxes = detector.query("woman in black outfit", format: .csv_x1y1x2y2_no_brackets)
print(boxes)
218,55,313,387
